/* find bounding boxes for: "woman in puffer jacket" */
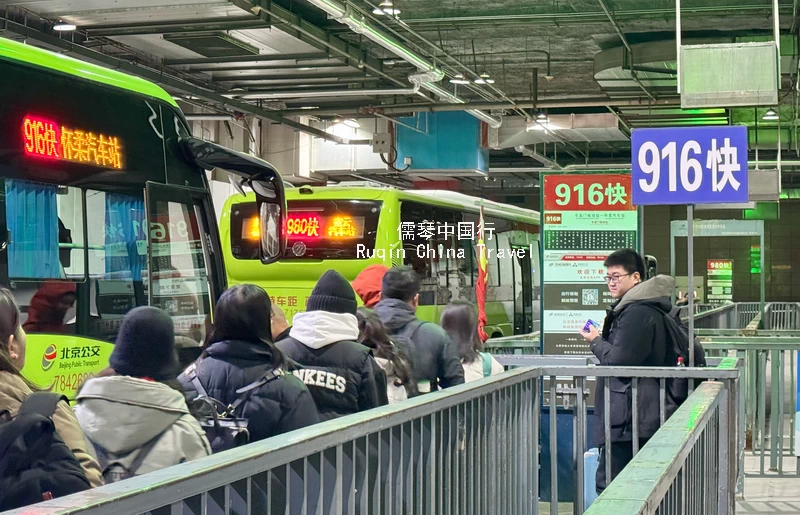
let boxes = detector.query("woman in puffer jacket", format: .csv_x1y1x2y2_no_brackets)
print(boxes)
74,307,211,482
178,284,319,443
0,288,104,488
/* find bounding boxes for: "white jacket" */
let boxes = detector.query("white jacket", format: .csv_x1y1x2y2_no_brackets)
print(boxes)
374,357,408,404
75,376,211,479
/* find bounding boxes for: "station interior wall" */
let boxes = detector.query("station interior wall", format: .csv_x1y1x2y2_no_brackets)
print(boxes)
643,202,799,302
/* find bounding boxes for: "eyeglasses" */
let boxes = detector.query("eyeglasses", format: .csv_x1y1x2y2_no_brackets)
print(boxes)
604,273,632,285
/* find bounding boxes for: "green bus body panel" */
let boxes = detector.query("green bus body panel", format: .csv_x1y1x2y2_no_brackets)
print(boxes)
0,37,178,108
221,188,536,336
21,334,115,402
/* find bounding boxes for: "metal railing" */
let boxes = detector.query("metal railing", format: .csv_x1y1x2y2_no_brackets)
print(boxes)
1,364,740,515
703,337,800,476
764,302,800,330
584,381,732,515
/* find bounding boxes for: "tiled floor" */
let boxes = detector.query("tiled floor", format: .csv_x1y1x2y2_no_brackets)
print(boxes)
737,455,800,514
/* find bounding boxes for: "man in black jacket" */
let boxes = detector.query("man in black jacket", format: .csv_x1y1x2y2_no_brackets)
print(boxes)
277,270,388,421
374,266,465,394
579,249,680,494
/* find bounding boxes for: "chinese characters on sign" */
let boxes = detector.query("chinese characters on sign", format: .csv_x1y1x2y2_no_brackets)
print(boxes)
396,220,495,241
542,174,639,358
631,126,748,205
22,115,123,169
706,259,733,304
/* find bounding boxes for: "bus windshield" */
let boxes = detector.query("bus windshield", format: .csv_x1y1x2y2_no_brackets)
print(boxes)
230,199,381,260
0,55,213,346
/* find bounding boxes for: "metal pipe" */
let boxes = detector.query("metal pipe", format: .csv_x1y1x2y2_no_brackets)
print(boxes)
234,83,421,100
677,0,682,93
280,96,680,116
303,0,502,127
185,114,237,121
596,0,656,101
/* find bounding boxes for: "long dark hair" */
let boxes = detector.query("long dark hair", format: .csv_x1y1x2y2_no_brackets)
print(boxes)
205,284,284,368
440,300,482,363
356,308,417,396
0,288,37,389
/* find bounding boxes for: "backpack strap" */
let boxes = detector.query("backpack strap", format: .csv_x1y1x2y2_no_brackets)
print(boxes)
93,429,166,480
479,352,493,378
227,368,283,417
406,319,429,340
183,360,211,399
18,392,68,418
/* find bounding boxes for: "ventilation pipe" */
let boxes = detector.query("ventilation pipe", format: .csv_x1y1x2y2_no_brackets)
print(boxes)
235,82,422,100
304,0,502,128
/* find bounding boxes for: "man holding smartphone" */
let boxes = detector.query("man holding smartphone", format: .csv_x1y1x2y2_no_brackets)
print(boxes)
579,248,676,494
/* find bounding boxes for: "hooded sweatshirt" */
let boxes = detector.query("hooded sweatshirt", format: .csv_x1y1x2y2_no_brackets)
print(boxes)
277,311,388,420
374,298,465,392
75,376,211,480
589,275,679,449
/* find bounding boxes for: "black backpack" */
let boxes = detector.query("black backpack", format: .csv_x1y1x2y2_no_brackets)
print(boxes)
662,306,707,368
184,361,282,453
0,392,92,511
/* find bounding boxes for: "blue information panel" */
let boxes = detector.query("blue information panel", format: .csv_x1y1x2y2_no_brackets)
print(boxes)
631,126,748,205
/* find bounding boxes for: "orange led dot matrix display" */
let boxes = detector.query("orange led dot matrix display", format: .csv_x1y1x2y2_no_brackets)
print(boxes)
22,115,123,170
326,216,357,238
287,215,322,238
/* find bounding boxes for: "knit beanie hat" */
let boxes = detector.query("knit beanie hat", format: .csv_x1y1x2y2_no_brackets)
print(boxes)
110,306,179,380
307,270,358,315
352,264,389,308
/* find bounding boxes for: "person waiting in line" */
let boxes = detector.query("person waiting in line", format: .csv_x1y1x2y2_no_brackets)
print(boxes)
579,248,686,494
179,285,319,442
352,264,389,309
23,281,76,334
374,266,464,394
0,288,104,488
440,301,504,382
277,270,388,420
271,304,292,343
356,307,417,403
74,307,211,483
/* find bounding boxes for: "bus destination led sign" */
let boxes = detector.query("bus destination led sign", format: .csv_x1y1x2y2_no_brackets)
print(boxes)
23,115,123,170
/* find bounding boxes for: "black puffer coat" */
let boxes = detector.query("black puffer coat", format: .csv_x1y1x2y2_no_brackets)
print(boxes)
276,310,388,421
590,275,685,446
178,339,319,443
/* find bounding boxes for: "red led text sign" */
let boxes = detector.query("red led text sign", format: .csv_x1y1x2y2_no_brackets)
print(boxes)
286,214,322,238
23,115,123,170
543,174,635,212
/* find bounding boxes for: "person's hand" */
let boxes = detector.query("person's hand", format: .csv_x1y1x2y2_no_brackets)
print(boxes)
579,324,600,343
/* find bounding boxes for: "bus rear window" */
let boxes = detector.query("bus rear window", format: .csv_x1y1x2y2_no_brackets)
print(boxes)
230,199,381,260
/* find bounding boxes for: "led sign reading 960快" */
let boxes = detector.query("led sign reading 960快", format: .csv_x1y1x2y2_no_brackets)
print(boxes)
22,115,123,170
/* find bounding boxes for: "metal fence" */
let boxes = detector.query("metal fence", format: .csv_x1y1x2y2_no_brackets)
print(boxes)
703,338,799,476
583,382,732,515
1,364,740,515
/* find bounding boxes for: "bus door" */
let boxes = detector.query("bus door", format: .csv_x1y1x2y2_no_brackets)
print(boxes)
145,182,222,346
514,249,534,334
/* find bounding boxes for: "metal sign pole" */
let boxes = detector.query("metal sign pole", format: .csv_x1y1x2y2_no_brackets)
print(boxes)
687,205,695,368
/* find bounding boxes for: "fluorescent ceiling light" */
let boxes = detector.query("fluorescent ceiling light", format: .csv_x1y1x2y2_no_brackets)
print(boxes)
450,73,470,85
53,22,76,31
475,72,495,85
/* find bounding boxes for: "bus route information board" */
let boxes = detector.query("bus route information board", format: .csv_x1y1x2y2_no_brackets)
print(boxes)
541,173,639,355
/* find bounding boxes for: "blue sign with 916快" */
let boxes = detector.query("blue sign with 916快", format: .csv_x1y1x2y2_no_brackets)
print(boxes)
631,126,748,205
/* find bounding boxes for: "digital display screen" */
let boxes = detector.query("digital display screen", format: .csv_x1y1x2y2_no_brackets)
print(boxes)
22,114,123,169
241,213,366,241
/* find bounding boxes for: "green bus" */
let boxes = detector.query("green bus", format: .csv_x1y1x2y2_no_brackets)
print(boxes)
222,185,541,337
0,37,286,399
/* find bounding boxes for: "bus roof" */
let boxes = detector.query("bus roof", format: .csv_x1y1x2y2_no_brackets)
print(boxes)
229,185,540,224
0,37,178,108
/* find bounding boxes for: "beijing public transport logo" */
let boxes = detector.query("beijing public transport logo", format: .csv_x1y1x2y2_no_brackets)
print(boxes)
42,344,58,371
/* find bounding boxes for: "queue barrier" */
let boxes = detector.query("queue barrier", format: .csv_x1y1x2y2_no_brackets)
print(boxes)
1,362,740,515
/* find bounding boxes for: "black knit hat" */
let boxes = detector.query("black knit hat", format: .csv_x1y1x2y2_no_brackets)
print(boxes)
110,306,179,380
307,270,358,315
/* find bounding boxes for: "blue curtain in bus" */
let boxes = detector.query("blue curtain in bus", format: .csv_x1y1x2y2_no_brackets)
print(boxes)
5,180,60,279
104,194,146,281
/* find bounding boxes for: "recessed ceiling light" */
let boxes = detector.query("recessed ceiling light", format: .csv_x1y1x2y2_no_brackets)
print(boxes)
53,21,76,31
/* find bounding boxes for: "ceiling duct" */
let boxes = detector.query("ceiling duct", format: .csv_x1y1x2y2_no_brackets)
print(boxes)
303,0,502,128
232,72,431,100
495,114,628,149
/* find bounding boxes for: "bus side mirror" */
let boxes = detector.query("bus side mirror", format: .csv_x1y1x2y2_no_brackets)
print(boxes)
252,175,286,265
644,254,658,280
